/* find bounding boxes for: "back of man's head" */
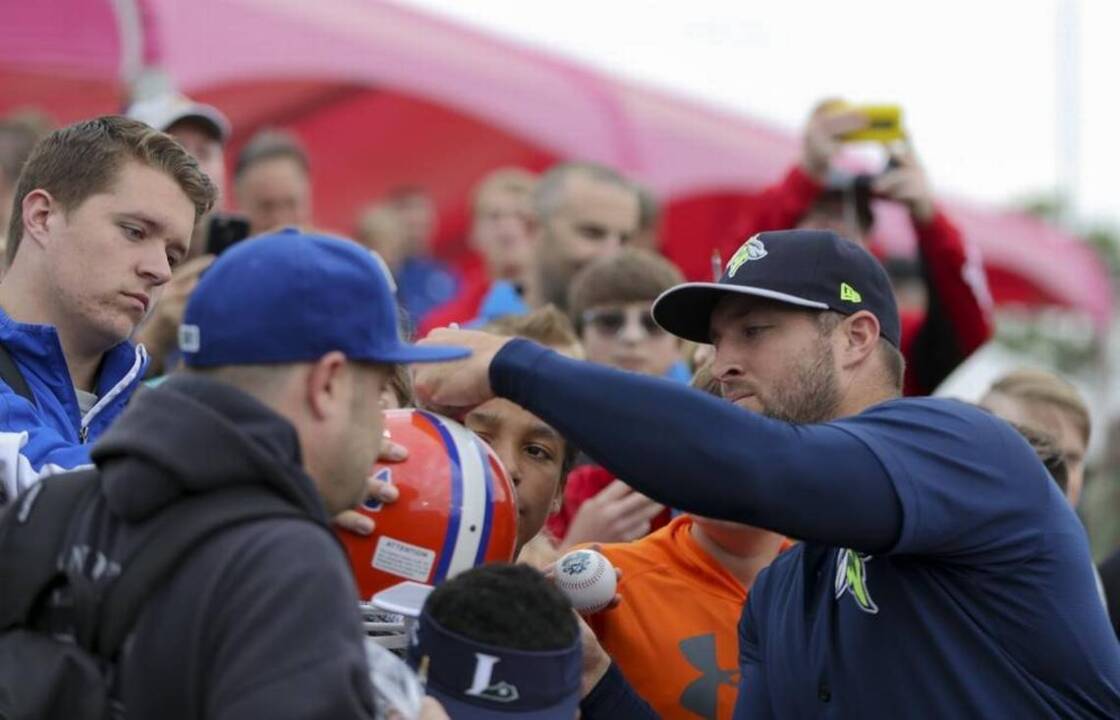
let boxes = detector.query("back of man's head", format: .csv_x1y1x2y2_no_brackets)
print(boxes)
425,563,577,650
6,116,216,266
410,563,582,717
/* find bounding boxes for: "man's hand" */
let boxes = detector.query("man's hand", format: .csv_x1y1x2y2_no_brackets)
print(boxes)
333,438,407,535
872,145,936,223
560,480,665,549
412,328,512,415
801,100,869,181
135,254,215,373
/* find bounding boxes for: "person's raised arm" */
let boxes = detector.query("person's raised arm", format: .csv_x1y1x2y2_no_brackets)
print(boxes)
414,331,902,553
871,144,993,395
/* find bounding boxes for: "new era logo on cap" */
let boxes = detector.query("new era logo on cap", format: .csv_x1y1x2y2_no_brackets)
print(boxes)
652,229,901,347
840,283,862,303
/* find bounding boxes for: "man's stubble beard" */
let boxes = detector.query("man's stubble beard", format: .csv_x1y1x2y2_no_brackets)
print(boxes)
760,339,842,425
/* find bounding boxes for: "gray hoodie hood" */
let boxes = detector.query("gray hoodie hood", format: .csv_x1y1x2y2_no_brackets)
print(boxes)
91,374,329,526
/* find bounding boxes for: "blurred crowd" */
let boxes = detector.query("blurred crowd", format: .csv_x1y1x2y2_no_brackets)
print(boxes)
0,92,1117,719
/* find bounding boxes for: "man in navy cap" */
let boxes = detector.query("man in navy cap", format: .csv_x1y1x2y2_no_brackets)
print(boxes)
6,230,466,718
413,229,1120,717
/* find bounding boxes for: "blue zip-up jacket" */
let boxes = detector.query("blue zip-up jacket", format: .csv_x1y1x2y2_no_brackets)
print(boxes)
0,307,148,505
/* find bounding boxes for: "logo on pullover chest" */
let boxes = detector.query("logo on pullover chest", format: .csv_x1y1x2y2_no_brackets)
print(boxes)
834,548,879,614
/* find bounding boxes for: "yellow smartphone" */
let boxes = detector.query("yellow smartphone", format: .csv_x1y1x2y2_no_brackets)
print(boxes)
839,104,905,143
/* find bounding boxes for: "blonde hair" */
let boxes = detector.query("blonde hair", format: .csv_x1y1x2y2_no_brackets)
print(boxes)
987,368,1090,445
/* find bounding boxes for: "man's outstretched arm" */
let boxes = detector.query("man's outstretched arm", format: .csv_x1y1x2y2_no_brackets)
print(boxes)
415,333,902,554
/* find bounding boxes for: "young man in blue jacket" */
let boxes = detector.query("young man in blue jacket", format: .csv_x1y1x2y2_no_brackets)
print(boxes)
414,229,1120,717
0,116,215,505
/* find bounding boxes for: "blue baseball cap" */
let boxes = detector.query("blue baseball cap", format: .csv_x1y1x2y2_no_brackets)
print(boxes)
652,229,901,347
179,229,470,366
407,610,581,719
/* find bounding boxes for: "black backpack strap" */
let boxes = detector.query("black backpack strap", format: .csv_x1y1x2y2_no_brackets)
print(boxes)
0,470,100,630
0,340,36,407
93,485,312,658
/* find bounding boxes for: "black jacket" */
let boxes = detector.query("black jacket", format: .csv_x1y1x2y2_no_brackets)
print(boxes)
81,374,376,719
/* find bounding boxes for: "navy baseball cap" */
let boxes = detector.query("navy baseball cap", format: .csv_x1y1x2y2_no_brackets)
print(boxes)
180,229,470,366
407,610,581,719
652,229,900,347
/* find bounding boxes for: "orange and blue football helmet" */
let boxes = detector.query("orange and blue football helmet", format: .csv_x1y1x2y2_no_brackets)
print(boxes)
338,409,518,602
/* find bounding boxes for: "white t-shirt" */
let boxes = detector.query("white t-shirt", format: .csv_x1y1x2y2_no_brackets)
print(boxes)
75,388,98,416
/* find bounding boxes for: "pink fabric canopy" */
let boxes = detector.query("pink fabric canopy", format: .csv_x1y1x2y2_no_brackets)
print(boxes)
2,0,1111,329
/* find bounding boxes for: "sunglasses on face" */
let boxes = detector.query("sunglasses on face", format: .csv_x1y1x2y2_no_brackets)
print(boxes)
582,308,665,337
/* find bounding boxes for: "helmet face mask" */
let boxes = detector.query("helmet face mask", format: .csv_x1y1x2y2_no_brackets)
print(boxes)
337,409,519,605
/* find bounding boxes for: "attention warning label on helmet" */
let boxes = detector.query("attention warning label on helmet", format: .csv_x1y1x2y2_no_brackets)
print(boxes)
373,536,437,583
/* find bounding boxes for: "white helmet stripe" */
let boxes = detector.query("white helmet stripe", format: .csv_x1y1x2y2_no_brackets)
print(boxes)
440,417,489,579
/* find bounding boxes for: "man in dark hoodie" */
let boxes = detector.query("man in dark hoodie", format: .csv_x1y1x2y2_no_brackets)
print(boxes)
55,229,468,718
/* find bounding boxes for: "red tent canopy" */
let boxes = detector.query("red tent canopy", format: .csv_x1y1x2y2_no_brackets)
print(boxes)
2,0,1111,329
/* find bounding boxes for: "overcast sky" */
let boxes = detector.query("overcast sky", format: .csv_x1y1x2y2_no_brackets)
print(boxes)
400,0,1118,227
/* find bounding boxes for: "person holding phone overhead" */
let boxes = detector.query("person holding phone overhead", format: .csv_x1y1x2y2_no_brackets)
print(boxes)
720,98,993,396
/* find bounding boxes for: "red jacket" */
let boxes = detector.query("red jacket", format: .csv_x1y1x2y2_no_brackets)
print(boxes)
725,166,993,396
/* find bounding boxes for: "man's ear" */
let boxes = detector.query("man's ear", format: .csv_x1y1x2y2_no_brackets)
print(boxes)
838,311,881,370
20,189,57,251
305,351,349,421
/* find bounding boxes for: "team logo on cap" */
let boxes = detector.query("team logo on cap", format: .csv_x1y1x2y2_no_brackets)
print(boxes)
726,236,768,277
465,653,520,703
834,548,878,614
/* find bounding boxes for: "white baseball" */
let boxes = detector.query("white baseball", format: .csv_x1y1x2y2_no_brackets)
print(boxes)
554,549,617,614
